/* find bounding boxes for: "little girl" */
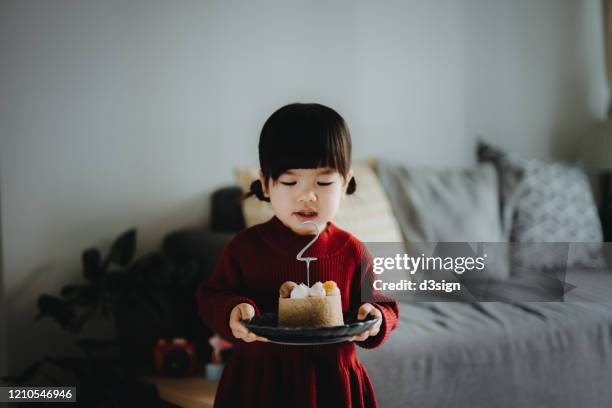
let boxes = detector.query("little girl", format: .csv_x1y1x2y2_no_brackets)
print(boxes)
197,103,399,408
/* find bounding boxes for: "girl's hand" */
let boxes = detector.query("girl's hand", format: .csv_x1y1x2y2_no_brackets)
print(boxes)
279,281,298,298
229,303,268,343
350,303,382,342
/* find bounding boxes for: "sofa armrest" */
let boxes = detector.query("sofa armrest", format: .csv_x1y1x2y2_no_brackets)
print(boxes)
211,186,246,233
162,228,235,282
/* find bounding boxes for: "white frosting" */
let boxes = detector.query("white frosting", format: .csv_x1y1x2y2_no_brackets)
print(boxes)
326,287,340,296
290,283,310,299
289,281,339,298
308,281,326,297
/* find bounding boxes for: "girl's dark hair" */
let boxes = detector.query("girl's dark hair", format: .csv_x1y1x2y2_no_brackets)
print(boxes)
246,103,356,202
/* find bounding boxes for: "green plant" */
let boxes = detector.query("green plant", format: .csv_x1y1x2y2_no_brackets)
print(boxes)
1,228,167,407
36,229,138,332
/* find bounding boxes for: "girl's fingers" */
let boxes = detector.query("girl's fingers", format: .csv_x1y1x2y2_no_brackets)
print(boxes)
365,317,382,337
243,332,269,343
279,281,297,298
230,314,251,338
351,325,382,342
371,319,382,334
351,331,369,342
230,319,247,334
229,303,268,342
231,323,269,342
354,333,368,341
357,303,374,320
353,304,383,341
238,303,255,320
358,303,382,320
231,325,248,339
370,315,382,336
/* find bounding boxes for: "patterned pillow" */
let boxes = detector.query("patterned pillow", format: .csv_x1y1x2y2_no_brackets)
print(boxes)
478,141,604,270
511,158,604,270
233,160,404,242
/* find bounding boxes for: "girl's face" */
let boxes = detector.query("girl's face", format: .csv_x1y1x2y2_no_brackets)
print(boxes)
259,167,354,235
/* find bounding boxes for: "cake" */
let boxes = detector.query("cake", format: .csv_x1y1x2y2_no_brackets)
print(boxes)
278,281,344,327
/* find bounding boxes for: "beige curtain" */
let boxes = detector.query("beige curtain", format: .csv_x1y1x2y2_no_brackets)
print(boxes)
605,0,612,116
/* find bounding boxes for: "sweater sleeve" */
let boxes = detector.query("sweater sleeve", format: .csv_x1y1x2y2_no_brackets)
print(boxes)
350,241,399,350
196,242,260,342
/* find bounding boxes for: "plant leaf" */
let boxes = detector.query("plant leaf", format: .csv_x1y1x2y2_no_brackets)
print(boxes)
82,248,101,282
109,229,137,266
36,295,76,329
73,306,95,331
73,286,99,307
60,284,82,300
75,338,117,352
1,361,43,384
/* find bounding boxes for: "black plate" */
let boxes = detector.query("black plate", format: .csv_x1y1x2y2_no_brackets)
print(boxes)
240,311,380,345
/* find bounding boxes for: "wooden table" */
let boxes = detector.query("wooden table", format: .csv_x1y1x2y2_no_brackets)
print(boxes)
144,376,218,408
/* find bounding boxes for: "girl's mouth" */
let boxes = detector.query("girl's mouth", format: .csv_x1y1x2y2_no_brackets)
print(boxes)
294,210,318,221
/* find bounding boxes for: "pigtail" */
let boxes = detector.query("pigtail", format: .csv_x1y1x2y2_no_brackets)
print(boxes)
244,179,270,202
346,176,357,195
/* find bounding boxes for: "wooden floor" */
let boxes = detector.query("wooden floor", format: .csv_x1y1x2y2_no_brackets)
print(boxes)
144,376,217,408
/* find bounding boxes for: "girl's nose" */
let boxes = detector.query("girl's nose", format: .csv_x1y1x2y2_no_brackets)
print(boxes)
298,189,317,203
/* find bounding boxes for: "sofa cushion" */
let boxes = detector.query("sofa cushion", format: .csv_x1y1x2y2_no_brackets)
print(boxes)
477,141,604,270
477,141,526,239
233,160,404,242
375,160,509,279
376,160,505,243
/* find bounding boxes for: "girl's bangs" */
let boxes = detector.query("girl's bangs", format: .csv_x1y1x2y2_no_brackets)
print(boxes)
266,132,348,180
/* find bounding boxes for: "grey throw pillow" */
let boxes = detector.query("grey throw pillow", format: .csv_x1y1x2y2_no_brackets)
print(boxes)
477,141,604,270
376,160,509,279
477,141,526,239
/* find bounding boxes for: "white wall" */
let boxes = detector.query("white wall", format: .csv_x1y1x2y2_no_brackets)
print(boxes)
466,0,608,159
0,0,607,375
0,186,5,378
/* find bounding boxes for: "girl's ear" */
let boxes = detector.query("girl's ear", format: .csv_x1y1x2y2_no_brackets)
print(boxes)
258,170,270,198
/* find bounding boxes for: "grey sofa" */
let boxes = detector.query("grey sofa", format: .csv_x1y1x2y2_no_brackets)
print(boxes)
171,186,612,408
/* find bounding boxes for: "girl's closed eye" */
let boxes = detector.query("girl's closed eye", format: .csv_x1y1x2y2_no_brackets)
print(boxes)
280,181,332,186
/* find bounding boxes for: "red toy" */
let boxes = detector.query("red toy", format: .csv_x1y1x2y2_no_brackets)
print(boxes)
153,337,198,376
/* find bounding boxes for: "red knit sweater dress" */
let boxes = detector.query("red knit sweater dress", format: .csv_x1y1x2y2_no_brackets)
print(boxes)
197,215,399,408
